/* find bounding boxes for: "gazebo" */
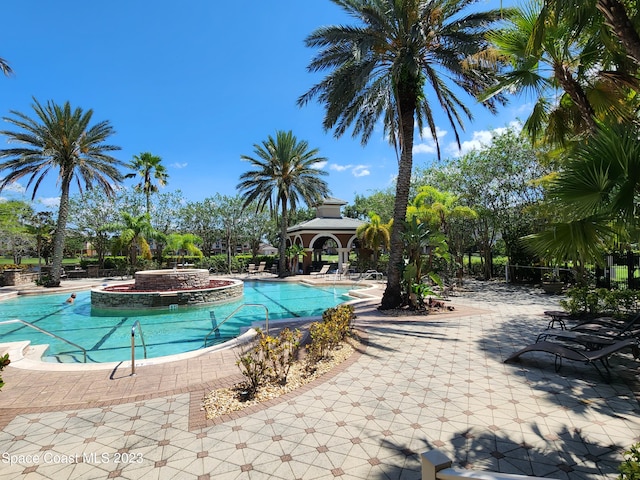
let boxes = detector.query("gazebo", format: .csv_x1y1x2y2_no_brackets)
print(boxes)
286,197,364,274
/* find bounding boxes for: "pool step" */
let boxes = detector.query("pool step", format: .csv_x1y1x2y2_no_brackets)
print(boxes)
0,340,49,362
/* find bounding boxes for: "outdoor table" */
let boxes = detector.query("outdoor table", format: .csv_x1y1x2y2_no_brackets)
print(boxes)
543,310,570,330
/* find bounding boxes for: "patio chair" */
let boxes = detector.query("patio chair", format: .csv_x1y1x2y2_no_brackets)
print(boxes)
255,261,267,275
504,337,639,381
310,264,331,277
246,264,257,275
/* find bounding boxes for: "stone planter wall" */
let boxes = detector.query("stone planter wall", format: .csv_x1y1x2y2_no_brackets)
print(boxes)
91,280,243,309
1,269,39,286
134,269,210,290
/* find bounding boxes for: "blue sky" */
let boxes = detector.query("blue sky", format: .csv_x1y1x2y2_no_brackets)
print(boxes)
0,0,523,211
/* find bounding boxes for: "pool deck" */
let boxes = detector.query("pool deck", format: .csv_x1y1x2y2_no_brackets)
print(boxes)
0,276,639,479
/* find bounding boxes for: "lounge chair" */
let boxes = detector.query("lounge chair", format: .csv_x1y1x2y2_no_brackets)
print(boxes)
310,264,331,277
246,264,257,275
536,311,640,347
504,338,639,381
255,261,267,275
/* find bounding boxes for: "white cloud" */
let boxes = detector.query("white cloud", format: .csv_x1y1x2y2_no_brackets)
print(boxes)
2,181,26,194
328,163,370,177
314,160,328,169
413,126,448,155
445,122,523,157
330,164,352,172
171,162,188,169
352,165,370,177
38,197,60,208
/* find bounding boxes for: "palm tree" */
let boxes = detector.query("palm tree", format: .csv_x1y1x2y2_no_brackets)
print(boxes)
0,99,124,286
356,212,391,270
126,152,168,215
109,212,158,271
525,124,640,284
298,0,507,309
237,130,330,277
539,0,640,69
483,1,637,143
164,233,203,267
0,57,11,76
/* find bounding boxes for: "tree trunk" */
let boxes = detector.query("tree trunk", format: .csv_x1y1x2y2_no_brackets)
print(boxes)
597,0,640,67
278,202,288,277
381,82,417,310
553,63,597,134
48,181,71,287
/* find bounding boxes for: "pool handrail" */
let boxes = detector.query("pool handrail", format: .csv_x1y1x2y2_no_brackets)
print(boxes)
131,320,148,376
0,319,87,363
204,304,269,348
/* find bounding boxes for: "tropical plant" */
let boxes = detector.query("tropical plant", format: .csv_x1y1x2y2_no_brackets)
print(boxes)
286,243,306,274
237,130,330,277
0,99,124,286
164,233,203,267
538,0,640,70
356,212,391,270
483,0,637,144
125,152,168,215
298,0,507,308
108,212,158,271
524,124,640,284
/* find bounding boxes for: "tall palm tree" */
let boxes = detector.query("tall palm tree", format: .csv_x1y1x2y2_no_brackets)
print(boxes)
0,99,124,286
356,212,391,270
126,152,168,215
298,0,507,309
237,130,330,277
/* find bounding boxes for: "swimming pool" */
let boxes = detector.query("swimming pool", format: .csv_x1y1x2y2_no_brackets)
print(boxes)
0,281,360,364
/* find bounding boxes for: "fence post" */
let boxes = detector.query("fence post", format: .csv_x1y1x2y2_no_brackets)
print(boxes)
421,450,452,480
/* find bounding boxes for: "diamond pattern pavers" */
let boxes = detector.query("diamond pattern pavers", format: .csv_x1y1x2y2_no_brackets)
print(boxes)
0,280,638,479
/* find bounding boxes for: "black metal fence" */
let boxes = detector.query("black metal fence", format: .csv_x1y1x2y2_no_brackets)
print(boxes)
596,251,640,290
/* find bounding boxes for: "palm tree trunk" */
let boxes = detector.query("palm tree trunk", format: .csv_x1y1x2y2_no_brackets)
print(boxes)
553,63,598,133
381,84,417,309
597,0,640,67
48,181,71,287
279,201,288,277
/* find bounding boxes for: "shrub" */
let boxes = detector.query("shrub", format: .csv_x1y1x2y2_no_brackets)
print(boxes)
307,304,355,365
619,443,640,480
0,353,10,392
235,327,302,397
561,287,640,317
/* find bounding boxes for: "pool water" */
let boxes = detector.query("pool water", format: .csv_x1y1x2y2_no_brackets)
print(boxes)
0,281,357,364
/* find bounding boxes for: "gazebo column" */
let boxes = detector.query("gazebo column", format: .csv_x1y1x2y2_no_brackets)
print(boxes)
337,248,350,267
302,249,313,273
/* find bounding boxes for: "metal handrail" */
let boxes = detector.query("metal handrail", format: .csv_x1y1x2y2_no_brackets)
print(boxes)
0,319,87,363
131,320,147,376
204,303,269,348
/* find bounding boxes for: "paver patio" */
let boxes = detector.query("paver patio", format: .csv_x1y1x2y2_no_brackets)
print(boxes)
0,279,638,479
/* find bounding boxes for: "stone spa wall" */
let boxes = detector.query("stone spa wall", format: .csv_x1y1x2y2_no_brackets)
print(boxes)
91,278,243,309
